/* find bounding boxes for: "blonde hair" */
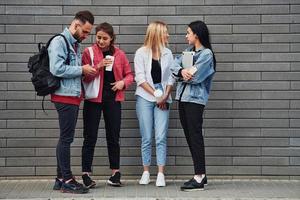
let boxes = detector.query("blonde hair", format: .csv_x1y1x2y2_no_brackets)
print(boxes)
143,21,168,57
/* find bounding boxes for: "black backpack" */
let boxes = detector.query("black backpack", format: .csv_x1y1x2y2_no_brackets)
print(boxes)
28,34,70,111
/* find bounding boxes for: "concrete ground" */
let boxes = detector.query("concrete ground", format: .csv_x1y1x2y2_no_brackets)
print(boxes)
0,179,300,200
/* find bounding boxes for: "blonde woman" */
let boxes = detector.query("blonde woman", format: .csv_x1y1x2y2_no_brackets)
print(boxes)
134,21,175,187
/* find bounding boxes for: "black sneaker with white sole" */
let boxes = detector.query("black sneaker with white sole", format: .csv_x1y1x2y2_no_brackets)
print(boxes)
180,178,204,192
61,178,89,194
82,174,96,188
107,171,122,187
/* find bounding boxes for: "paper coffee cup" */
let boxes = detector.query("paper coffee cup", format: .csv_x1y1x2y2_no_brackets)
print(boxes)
105,55,114,71
154,89,163,102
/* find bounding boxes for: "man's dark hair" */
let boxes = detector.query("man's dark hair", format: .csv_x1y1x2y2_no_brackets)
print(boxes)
74,10,94,25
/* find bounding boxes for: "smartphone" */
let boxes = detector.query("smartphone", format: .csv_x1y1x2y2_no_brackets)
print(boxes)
182,51,195,68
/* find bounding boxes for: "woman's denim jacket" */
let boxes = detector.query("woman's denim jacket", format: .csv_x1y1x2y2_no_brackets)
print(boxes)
48,28,83,97
171,46,215,105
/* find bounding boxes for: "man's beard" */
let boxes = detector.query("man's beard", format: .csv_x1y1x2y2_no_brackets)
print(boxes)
73,30,82,43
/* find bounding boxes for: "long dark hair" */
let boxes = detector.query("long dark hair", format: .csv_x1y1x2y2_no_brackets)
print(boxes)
188,20,216,70
95,22,115,54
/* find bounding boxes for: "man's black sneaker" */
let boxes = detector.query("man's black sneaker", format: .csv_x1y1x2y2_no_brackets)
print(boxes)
61,178,89,194
82,174,96,188
180,178,204,192
53,178,63,190
107,171,122,187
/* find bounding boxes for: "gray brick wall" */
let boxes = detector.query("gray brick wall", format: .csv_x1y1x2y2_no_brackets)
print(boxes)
0,0,300,179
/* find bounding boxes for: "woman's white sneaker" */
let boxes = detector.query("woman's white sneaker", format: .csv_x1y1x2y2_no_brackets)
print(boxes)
139,171,150,185
156,172,166,187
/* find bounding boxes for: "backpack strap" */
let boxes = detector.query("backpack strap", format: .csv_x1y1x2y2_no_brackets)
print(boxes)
46,33,71,65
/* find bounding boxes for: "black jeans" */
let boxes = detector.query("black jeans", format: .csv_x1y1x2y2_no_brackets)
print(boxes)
54,102,79,180
178,102,206,175
82,100,121,172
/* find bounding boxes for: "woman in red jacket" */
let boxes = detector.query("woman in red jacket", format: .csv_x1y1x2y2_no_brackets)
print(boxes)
81,22,133,188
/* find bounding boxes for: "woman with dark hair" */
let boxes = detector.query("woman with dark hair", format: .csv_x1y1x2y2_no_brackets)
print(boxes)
81,22,133,187
171,20,216,191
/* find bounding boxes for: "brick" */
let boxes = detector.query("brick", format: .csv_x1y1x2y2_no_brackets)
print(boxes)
262,15,293,24
0,25,4,33
6,25,63,34
0,167,35,176
7,101,54,110
7,63,27,72
0,139,6,147
214,72,260,81
176,156,232,165
291,44,300,51
262,166,300,175
0,158,5,166
0,15,35,24
290,138,300,146
233,138,289,146
5,44,37,53
6,6,62,15
291,24,300,33
0,34,34,43
262,147,300,156
0,63,7,71
291,63,300,71
0,101,6,109
7,82,33,91
262,157,289,166
148,16,204,25
263,72,300,81
205,15,260,24
3,0,62,5
0,110,35,119
233,44,290,52
263,34,300,43
209,166,261,175
263,53,300,62
0,53,33,62
0,82,7,91
149,0,204,5
0,44,4,52
234,81,290,90
177,6,232,15
94,16,147,25
205,110,260,119
63,6,119,15
0,129,35,138
210,91,261,100
234,100,290,109
261,129,300,138
34,16,74,24
233,119,289,128
204,0,235,5
216,53,261,62
211,82,233,90
206,100,233,109
290,157,300,165
5,91,36,100
290,119,300,128
177,25,232,34
234,63,290,71
233,157,261,166
6,157,57,166
120,6,176,15
0,6,4,14
233,5,289,14
289,110,300,118
63,0,91,5
0,148,35,157
262,91,300,99
93,0,148,5
261,110,289,118
212,34,261,43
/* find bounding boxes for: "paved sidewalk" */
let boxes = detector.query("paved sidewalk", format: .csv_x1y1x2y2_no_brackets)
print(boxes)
0,179,299,200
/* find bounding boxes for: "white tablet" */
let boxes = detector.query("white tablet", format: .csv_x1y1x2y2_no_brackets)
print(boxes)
182,51,195,68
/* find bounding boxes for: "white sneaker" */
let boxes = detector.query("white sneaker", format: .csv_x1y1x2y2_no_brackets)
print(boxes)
156,172,166,187
139,171,150,185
